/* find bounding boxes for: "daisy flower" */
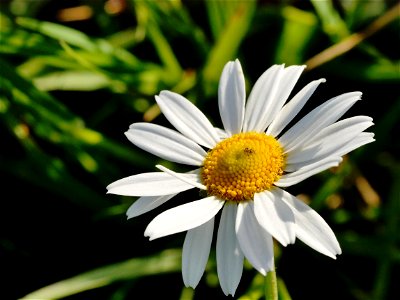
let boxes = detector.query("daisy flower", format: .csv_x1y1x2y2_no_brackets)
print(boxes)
107,59,374,296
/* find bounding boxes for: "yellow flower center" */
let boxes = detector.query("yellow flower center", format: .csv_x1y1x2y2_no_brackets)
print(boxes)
201,132,285,202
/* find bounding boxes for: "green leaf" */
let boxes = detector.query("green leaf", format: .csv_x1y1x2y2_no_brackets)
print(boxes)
0,27,63,56
34,71,112,91
202,0,256,95
205,0,238,40
274,6,318,65
21,249,182,299
311,0,350,41
16,17,99,51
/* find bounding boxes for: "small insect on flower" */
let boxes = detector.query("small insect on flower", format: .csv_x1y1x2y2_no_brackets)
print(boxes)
107,59,374,296
244,147,254,154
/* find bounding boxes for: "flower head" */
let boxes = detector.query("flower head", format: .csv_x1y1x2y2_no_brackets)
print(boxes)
107,59,374,296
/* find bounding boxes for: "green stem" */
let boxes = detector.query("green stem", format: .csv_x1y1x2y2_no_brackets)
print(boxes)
264,266,278,300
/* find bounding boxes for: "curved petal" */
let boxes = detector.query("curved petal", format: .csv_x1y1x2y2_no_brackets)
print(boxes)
182,217,214,288
214,127,228,140
261,65,306,131
236,202,274,275
125,123,206,166
286,116,374,165
296,116,373,150
277,157,343,187
127,194,176,219
279,189,341,258
254,190,295,246
279,92,362,153
156,91,220,148
144,196,224,240
156,165,206,190
267,79,326,137
336,132,375,157
243,65,284,132
218,59,246,135
107,172,197,196
243,65,305,133
216,203,244,296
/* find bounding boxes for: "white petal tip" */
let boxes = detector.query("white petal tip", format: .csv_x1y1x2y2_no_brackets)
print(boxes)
185,282,199,290
279,235,296,247
144,231,152,239
279,241,289,247
223,291,236,297
298,65,307,71
325,249,342,259
126,214,136,220
259,269,267,276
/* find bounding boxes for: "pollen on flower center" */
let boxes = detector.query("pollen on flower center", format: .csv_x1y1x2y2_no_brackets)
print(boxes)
201,132,285,202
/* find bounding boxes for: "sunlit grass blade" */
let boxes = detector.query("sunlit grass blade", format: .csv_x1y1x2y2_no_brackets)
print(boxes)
132,2,183,84
146,19,182,84
0,110,110,210
33,70,112,91
14,17,141,68
16,17,99,51
205,0,238,40
274,6,317,65
202,0,256,94
21,249,182,300
311,0,350,42
0,27,64,56
277,277,293,300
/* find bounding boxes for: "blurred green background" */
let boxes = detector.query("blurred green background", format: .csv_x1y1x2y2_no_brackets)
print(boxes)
0,1,399,299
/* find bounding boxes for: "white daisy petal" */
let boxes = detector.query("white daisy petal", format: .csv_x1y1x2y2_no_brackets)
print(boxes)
182,217,214,289
279,92,362,152
286,116,374,165
297,116,373,150
125,123,206,166
144,196,224,240
267,79,326,136
127,194,176,219
156,91,220,148
336,132,375,157
262,65,306,131
107,172,197,196
156,165,206,190
214,127,228,139
243,65,284,132
107,59,374,296
218,59,246,136
276,157,343,187
236,202,274,276
279,189,341,258
254,190,295,246
217,204,244,296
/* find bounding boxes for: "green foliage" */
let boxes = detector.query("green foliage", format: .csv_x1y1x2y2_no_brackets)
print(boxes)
0,1,399,299
21,249,182,299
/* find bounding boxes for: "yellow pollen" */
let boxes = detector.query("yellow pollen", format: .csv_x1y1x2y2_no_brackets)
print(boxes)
201,132,285,202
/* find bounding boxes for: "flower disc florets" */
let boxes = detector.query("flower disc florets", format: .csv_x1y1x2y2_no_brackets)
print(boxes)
201,132,285,202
